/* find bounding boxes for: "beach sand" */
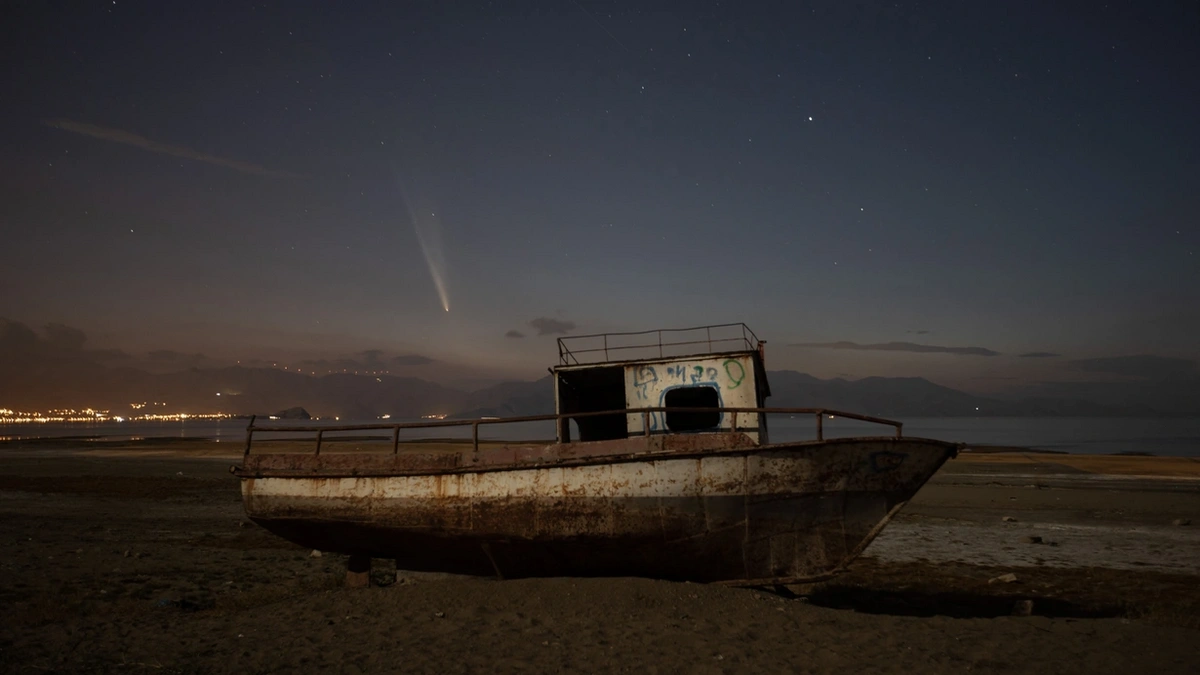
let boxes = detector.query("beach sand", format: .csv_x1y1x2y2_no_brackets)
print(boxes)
1,440,1197,673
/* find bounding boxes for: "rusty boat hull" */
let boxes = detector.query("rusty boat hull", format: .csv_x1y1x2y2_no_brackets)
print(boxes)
234,434,957,585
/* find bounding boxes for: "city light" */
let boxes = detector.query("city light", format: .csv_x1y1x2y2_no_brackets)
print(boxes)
130,402,168,410
0,407,237,424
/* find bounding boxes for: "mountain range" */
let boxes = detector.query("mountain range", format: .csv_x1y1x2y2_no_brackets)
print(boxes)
454,370,1158,419
2,348,1191,419
4,317,1196,419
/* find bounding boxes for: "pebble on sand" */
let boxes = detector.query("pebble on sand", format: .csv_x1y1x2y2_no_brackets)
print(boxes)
989,573,1019,584
1002,516,1018,522
310,550,322,558
1172,518,1191,527
1025,536,1043,544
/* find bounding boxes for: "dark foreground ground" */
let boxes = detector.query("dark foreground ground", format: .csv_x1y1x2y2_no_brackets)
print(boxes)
0,441,1197,674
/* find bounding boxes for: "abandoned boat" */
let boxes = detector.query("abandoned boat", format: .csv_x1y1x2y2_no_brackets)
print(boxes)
232,324,960,586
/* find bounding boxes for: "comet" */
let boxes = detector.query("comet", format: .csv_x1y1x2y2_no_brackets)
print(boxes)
413,210,450,313
395,172,450,312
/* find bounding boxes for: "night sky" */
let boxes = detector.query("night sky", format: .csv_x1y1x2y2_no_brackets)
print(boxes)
2,1,1198,391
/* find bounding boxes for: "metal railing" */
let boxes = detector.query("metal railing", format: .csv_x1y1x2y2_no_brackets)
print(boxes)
242,406,902,458
556,323,762,366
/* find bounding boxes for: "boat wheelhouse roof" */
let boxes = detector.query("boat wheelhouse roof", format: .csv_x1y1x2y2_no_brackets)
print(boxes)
554,323,765,368
552,323,771,402
552,349,761,372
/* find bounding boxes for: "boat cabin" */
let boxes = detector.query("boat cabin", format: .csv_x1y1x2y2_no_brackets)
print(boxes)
552,324,771,444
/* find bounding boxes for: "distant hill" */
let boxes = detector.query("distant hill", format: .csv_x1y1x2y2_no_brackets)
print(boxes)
5,316,1192,419
0,356,468,419
450,375,556,419
446,370,1142,419
0,352,1177,419
764,371,1135,417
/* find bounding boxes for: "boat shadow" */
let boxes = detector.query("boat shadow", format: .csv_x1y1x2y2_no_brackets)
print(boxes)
792,586,1125,620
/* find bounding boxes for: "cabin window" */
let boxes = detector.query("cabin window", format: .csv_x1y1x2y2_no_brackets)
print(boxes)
664,386,721,432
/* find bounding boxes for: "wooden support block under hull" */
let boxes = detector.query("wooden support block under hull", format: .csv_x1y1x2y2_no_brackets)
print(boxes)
346,554,371,588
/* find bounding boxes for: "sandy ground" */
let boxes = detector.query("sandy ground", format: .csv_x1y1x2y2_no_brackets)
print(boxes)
1,440,1198,674
872,452,1200,574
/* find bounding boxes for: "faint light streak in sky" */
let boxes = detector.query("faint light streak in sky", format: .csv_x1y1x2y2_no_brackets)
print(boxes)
395,173,450,312
413,211,451,312
44,119,295,177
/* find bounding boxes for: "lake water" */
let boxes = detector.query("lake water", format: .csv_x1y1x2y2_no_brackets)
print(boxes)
2,416,1198,457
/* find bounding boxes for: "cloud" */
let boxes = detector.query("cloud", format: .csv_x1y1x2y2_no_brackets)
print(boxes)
1,319,40,353
529,317,577,336
1068,355,1199,381
391,354,434,366
906,330,931,335
0,319,129,361
505,330,526,339
89,349,132,360
360,350,434,367
792,341,1000,356
145,350,206,368
43,323,87,351
148,349,208,362
289,351,435,373
357,349,386,367
1019,352,1061,358
44,119,294,177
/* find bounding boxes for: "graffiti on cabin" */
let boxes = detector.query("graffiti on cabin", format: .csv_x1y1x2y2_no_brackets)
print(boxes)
723,359,746,388
625,355,760,438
